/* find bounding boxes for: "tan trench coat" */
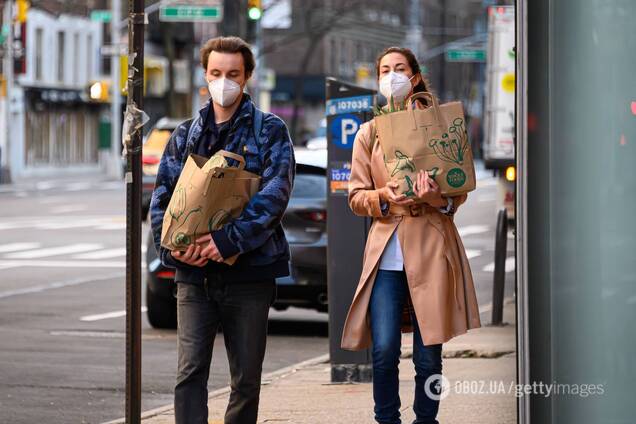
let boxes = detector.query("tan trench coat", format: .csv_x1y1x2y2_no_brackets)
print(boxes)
340,119,482,350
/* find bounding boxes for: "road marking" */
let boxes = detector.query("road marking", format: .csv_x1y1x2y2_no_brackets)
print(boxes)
73,248,126,259
0,259,127,269
49,204,88,214
3,243,103,259
0,272,124,299
80,307,148,322
482,256,516,273
0,242,42,253
478,178,498,187
464,249,482,259
64,182,92,191
458,225,490,237
477,195,496,202
94,223,127,230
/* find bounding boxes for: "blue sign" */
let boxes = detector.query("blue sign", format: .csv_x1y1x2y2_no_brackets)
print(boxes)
326,95,373,116
330,114,361,150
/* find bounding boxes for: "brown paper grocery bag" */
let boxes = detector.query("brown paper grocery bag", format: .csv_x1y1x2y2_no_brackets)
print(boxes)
374,92,476,196
160,150,261,265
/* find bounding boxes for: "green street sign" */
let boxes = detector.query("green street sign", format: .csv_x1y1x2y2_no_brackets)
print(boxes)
90,10,112,23
446,49,486,62
159,5,222,22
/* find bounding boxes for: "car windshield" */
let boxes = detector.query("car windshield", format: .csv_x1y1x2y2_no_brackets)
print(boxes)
291,174,326,199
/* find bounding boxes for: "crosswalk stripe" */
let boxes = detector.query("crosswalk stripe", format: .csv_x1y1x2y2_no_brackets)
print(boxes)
0,259,127,269
4,243,103,259
73,248,126,259
458,225,490,237
464,249,482,259
482,257,516,273
0,242,42,253
80,307,148,322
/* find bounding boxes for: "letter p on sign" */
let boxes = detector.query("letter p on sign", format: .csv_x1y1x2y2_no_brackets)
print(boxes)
331,114,362,150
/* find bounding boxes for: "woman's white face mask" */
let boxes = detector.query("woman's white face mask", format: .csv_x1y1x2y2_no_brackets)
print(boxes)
379,71,416,102
207,77,242,107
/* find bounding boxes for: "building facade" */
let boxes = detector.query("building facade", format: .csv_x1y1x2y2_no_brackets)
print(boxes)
6,8,104,180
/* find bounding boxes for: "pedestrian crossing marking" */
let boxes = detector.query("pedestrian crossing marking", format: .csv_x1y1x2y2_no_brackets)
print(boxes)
482,256,515,273
0,242,42,253
73,248,127,260
458,225,490,237
4,243,103,259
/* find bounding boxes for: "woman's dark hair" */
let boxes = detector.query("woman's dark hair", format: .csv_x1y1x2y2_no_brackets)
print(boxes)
200,36,255,78
375,46,434,105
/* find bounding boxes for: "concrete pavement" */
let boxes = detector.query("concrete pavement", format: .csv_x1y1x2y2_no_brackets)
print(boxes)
110,298,517,424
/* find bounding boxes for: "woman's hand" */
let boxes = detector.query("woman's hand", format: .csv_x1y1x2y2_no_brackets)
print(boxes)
414,170,446,208
379,181,415,206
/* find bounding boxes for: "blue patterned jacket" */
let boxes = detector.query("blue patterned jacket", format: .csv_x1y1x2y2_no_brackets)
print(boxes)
149,96,295,284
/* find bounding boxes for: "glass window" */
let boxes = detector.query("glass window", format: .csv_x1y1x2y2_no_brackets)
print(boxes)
57,32,65,83
291,174,326,199
35,28,43,81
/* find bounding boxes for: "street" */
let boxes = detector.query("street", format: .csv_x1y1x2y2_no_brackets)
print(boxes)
0,171,514,424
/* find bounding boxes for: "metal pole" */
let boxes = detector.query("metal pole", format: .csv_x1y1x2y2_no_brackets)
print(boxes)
125,0,144,422
2,1,14,182
491,207,508,325
252,17,262,108
110,0,122,179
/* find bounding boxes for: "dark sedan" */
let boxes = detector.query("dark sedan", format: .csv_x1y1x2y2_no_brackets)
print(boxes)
145,148,327,328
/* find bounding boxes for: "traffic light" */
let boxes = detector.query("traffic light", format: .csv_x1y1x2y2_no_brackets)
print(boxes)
88,80,110,102
247,0,262,20
16,0,29,23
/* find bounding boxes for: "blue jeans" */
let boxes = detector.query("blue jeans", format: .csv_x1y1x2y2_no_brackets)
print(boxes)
369,269,443,424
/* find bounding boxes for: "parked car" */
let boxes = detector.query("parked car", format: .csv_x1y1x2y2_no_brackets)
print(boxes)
141,118,185,221
145,147,328,329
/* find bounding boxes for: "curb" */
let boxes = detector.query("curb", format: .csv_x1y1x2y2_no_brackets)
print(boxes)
102,353,330,424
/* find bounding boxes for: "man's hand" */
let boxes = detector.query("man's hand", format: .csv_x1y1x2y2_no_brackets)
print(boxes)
379,181,416,206
414,170,446,208
197,234,224,262
171,244,208,267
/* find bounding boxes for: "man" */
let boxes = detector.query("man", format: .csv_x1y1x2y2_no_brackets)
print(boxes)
149,36,295,424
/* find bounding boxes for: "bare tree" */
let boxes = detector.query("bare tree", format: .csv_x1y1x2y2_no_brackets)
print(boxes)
261,0,376,142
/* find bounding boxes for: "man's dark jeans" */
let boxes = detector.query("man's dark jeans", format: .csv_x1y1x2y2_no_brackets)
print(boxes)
369,269,443,424
174,276,275,424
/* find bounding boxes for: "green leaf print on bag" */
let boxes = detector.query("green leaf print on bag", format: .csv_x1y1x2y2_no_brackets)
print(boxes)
171,207,202,248
169,186,187,221
208,209,231,233
390,151,416,177
428,118,469,165
402,175,416,197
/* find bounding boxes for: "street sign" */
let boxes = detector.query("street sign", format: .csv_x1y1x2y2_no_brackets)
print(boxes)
90,10,112,22
330,114,362,150
446,49,486,62
159,4,222,22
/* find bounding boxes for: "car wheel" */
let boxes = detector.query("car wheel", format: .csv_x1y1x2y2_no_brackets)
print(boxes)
146,284,177,329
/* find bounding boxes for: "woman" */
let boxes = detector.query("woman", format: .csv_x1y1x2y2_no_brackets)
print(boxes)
340,47,482,424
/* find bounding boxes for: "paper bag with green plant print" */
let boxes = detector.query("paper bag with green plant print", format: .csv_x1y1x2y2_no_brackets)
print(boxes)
160,150,261,265
373,92,476,196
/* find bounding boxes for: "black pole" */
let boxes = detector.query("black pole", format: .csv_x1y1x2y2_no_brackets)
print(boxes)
125,0,144,422
491,207,508,325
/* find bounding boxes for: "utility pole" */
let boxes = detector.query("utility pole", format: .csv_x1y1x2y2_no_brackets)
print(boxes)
110,0,122,179
125,0,144,422
1,1,14,183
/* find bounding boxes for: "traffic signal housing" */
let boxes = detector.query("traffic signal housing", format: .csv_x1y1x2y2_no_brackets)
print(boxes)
247,0,262,20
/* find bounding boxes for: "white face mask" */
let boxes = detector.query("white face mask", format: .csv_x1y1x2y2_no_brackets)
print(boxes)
207,77,242,107
379,71,415,102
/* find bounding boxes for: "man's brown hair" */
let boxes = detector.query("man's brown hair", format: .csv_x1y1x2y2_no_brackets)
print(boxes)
200,36,255,77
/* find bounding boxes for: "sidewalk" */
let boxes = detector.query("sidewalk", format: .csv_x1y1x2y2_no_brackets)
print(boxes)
111,298,517,424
